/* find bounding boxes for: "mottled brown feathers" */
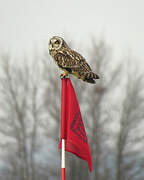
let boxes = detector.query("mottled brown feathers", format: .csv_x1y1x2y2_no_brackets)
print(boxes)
49,36,99,84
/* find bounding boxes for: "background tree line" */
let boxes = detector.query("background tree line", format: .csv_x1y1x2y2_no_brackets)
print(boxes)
0,37,144,180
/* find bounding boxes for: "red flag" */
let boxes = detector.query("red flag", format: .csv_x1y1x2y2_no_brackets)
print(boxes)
59,78,92,172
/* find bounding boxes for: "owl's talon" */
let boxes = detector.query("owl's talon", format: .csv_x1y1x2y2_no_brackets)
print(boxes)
60,73,68,79
60,74,64,79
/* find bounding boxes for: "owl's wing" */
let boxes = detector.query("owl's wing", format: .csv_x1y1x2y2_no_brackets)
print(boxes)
54,49,92,72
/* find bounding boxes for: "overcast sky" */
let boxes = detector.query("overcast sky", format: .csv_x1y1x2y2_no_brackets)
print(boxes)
0,0,144,63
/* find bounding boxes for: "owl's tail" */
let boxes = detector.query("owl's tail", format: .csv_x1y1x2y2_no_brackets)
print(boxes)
84,71,99,84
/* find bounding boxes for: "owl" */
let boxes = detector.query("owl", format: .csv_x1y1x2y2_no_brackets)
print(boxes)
48,36,99,84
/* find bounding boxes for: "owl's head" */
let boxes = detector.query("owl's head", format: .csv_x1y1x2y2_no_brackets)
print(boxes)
49,36,69,51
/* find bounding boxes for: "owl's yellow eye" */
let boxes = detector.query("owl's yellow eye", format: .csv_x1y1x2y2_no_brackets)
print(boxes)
55,40,59,45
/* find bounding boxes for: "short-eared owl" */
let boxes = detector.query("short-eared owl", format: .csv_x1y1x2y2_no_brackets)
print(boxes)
48,36,99,84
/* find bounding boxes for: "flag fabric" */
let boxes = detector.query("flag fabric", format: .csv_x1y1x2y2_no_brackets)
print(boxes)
59,78,92,172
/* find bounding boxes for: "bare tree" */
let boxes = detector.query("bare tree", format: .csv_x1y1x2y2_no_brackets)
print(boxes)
0,54,46,180
115,60,144,180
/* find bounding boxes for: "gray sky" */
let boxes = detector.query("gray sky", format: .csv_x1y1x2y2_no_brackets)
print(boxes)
0,0,144,62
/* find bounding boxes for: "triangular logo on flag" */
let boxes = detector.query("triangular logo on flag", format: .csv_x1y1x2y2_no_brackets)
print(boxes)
59,78,92,172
